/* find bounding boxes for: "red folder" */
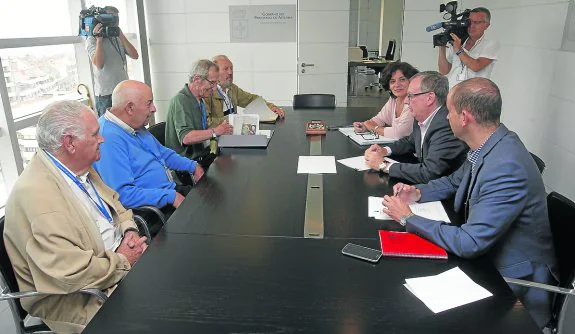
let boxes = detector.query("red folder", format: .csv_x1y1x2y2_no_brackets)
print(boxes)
379,230,448,260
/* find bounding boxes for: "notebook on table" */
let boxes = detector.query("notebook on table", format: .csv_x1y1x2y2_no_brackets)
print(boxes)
379,230,448,260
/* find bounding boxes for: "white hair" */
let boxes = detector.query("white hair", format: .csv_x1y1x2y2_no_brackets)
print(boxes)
188,59,218,82
37,100,94,153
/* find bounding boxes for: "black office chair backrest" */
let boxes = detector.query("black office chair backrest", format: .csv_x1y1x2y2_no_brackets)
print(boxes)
384,40,396,61
293,94,336,109
548,191,575,288
0,216,28,322
530,152,546,174
358,45,368,59
148,122,166,147
556,272,575,333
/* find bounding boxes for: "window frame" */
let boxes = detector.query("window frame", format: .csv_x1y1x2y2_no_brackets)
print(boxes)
0,0,150,210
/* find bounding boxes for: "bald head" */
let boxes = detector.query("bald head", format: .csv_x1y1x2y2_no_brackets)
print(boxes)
450,77,501,126
111,80,156,129
213,55,234,88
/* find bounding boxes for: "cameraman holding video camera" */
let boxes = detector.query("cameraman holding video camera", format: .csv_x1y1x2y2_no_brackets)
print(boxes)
85,6,139,116
438,7,500,89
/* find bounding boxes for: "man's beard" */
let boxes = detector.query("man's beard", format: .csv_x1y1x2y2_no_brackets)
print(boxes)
221,79,233,88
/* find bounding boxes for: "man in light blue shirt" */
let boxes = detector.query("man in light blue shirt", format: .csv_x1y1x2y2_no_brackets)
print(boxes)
94,80,204,211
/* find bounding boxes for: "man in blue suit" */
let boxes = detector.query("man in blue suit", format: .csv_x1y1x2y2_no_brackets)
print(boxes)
383,77,558,329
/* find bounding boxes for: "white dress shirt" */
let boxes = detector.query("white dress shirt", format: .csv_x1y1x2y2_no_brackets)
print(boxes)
47,152,122,251
382,106,441,172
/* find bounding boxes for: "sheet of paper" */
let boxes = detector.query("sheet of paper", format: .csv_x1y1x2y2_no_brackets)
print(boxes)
297,156,337,174
241,97,278,122
368,196,390,220
338,127,356,136
409,201,451,223
338,128,397,145
337,156,370,171
404,267,492,313
368,197,450,223
257,129,272,139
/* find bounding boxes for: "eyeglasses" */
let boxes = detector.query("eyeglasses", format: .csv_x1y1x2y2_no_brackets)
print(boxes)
360,132,379,140
470,20,486,25
406,91,432,101
205,78,217,87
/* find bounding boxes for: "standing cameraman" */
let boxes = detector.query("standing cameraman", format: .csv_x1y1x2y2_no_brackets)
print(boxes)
86,6,139,116
438,7,499,89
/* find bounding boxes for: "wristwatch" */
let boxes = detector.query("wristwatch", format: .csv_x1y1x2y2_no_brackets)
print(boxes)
455,48,465,56
211,128,217,139
399,213,414,226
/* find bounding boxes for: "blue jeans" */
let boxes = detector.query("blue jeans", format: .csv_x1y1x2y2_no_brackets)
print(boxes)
95,94,112,117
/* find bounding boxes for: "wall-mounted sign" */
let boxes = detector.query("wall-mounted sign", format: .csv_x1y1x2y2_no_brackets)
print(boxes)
230,5,296,43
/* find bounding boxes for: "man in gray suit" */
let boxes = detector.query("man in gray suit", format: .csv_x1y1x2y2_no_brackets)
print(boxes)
364,71,467,184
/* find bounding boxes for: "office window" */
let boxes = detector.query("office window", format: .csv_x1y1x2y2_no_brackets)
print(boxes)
17,126,39,168
1,45,81,120
0,0,74,38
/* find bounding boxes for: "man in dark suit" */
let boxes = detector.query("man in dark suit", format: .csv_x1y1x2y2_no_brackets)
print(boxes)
364,71,467,183
383,78,558,329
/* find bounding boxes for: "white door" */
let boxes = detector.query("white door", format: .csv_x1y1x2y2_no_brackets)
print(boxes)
297,0,350,106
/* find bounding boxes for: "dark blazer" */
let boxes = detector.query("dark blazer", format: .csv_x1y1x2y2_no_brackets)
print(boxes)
386,105,468,183
408,124,557,328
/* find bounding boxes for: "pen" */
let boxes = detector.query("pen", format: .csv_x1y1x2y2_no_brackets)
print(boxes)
395,184,404,197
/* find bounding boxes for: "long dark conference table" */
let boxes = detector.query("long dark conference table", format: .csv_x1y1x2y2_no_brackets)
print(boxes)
85,107,540,333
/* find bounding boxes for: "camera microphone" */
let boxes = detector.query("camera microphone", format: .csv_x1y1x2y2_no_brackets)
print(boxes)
425,22,444,32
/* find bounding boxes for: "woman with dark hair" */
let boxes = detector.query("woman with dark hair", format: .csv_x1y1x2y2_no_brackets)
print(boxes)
353,62,419,139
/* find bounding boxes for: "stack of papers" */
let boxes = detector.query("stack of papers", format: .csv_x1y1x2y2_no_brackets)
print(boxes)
368,197,451,222
337,156,370,171
297,156,337,174
338,127,397,146
404,267,492,313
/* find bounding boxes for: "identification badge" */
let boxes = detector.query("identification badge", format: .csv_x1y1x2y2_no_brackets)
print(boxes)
164,166,174,182
457,67,467,81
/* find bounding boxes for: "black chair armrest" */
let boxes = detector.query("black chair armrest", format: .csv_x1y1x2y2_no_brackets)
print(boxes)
1,288,108,302
133,206,167,226
133,214,152,244
504,277,575,296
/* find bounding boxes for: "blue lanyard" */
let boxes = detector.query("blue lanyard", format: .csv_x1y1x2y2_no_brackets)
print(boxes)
200,99,207,130
134,132,167,167
46,152,113,223
217,87,233,112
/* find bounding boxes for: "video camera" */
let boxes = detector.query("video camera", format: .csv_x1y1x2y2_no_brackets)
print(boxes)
427,1,470,47
78,6,120,38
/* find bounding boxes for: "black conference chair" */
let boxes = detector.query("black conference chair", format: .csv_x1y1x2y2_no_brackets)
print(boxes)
384,40,397,61
293,94,336,109
131,206,167,240
0,216,108,333
504,191,575,333
148,121,166,147
530,152,546,174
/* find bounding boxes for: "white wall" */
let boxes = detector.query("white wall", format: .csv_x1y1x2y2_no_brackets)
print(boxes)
144,0,297,122
348,0,381,51
380,0,404,60
349,0,359,46
402,0,575,200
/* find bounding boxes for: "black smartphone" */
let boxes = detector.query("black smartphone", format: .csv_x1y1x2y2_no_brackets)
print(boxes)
341,243,382,263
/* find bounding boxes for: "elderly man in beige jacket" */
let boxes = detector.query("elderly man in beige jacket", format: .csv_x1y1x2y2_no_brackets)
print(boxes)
3,100,147,333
